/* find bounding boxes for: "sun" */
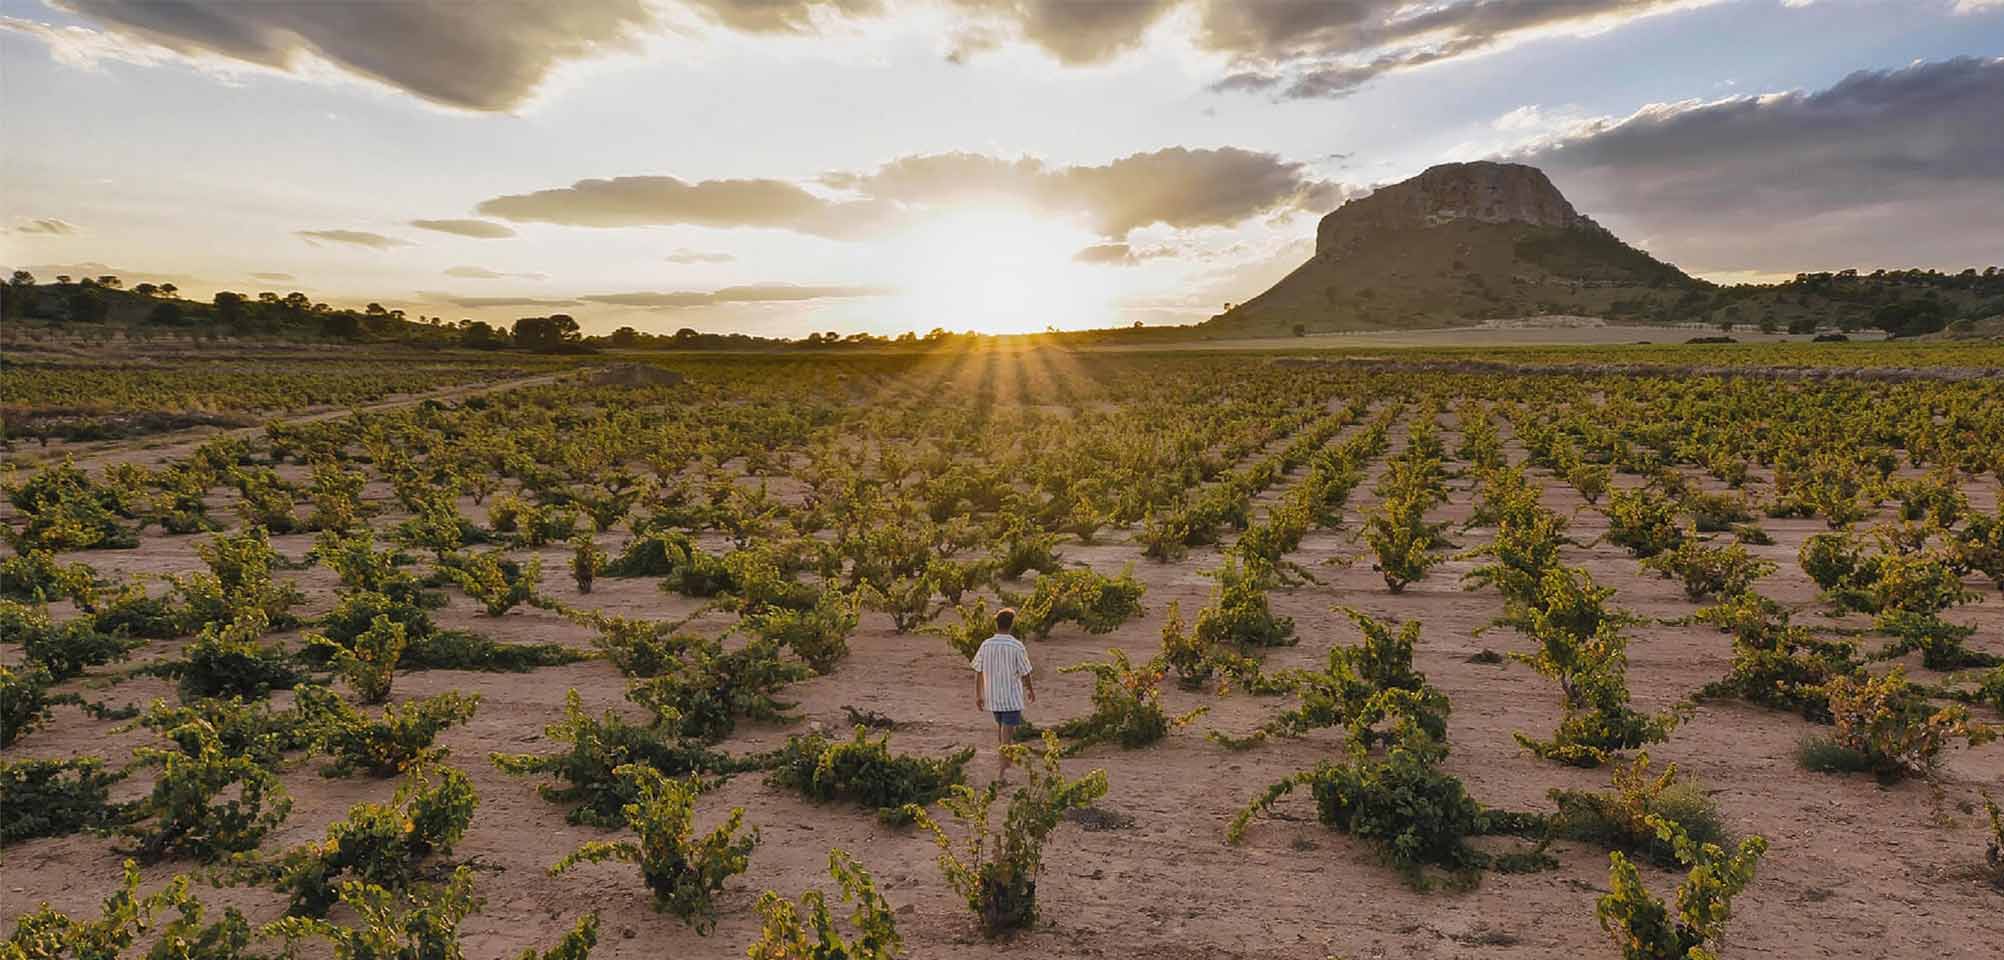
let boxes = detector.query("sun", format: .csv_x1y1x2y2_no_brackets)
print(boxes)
885,207,1122,335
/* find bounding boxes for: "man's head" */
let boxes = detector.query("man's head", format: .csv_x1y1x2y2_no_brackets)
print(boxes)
995,608,1016,634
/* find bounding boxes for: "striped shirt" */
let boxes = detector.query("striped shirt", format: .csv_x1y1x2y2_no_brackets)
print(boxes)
970,635,1032,711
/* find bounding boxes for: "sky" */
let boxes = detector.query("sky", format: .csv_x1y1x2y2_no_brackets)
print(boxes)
2,0,2000,337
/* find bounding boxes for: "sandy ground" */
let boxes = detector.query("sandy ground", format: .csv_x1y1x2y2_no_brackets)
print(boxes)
3,409,2000,960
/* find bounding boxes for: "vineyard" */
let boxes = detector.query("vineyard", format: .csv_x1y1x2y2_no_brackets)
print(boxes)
2,342,2000,959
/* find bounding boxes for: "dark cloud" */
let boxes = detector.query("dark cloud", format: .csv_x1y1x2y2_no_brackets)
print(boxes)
48,0,656,112
411,218,517,238
681,0,883,33
478,147,1333,240
666,248,737,264
10,217,79,236
579,283,891,308
250,272,296,281
477,175,893,239
1515,57,2004,273
1073,242,1173,266
945,0,1179,65
445,265,548,280
297,229,411,249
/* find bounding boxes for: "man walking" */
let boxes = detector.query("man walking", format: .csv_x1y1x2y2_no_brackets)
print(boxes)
971,607,1035,773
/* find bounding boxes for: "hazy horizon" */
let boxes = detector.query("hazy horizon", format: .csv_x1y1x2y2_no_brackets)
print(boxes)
3,0,2001,337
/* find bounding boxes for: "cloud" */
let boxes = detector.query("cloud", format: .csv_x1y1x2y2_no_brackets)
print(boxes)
297,229,411,249
411,218,517,238
250,272,296,282
478,147,1332,240
1511,57,2004,272
36,0,657,112
579,283,891,308
1073,242,1173,266
423,293,584,309
477,175,893,239
8,217,79,237
681,0,884,33
666,248,737,264
444,265,548,280
944,0,1180,65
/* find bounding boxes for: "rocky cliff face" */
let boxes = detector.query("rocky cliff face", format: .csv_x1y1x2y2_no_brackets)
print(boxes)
1316,161,1603,258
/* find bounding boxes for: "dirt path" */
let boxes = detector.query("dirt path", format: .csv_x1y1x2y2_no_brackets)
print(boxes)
11,369,584,471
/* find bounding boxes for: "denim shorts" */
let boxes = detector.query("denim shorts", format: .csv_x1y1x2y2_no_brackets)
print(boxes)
992,710,1024,727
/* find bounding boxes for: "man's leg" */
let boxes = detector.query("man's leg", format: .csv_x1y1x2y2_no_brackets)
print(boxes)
995,721,1013,769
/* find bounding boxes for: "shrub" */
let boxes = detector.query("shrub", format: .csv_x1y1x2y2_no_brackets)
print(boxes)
747,850,901,960
173,526,305,631
0,663,55,747
265,867,484,960
1012,566,1145,641
1803,669,1996,779
1799,532,1863,590
742,589,858,674
4,459,138,551
764,727,972,825
130,695,311,768
1597,817,1766,960
992,522,1062,580
1155,602,1214,690
440,550,541,616
571,533,605,594
1226,733,1547,889
1361,491,1446,592
0,549,97,605
298,686,481,778
173,610,301,702
309,614,405,704
1212,609,1447,752
2,860,153,958
305,462,370,533
550,764,759,934
1509,568,1671,767
1604,488,1684,558
1693,593,1859,722
1952,510,2004,589
271,764,477,916
1872,610,1999,671
492,689,747,828
124,719,292,862
7,602,143,682
1685,492,1754,533
1640,536,1776,600
626,639,813,742
315,529,427,603
1193,558,1294,650
904,733,1108,935
1053,648,1205,751
929,597,997,659
0,756,125,844
1548,753,1729,869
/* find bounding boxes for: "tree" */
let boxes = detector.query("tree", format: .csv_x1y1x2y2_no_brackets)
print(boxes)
66,291,109,323
158,283,177,297
10,270,34,287
96,275,122,290
146,302,186,326
213,291,248,330
609,326,640,348
513,314,582,352
133,283,159,297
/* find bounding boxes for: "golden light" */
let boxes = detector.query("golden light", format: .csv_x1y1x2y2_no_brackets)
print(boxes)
885,206,1124,335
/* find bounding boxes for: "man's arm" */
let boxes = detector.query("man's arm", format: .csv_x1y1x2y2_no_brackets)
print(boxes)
974,671,986,709
1022,674,1036,704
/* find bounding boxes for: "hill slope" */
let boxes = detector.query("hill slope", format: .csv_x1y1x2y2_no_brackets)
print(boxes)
1207,161,1701,335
